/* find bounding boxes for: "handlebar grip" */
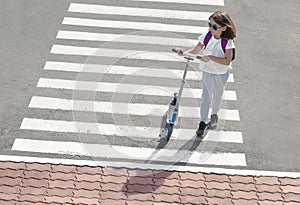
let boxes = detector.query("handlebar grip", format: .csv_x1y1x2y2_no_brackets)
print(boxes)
172,48,183,55
172,48,177,52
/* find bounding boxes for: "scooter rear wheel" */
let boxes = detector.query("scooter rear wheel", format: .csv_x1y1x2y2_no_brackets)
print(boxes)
166,124,173,141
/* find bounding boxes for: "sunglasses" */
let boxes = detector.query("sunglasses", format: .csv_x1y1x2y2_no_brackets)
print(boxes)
208,22,222,31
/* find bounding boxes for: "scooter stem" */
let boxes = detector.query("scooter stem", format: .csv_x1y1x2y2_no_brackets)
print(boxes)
175,59,190,108
182,59,190,80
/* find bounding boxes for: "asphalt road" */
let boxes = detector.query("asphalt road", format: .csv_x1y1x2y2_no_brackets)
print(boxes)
0,0,299,172
0,0,70,151
228,0,300,171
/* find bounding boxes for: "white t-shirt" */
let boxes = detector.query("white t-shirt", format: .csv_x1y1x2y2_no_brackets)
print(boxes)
198,31,235,74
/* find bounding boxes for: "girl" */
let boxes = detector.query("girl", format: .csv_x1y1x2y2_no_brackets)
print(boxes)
176,11,236,137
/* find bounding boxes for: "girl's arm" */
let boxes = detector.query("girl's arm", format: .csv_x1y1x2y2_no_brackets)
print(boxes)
202,48,233,65
176,42,203,55
186,42,203,54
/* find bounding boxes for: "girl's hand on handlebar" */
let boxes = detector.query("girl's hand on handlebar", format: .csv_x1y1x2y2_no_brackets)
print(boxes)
174,48,184,56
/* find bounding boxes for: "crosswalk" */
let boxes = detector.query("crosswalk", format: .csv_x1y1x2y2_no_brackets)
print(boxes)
13,0,246,169
62,17,207,34
128,0,224,6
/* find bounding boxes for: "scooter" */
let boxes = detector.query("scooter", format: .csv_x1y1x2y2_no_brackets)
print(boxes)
159,48,202,141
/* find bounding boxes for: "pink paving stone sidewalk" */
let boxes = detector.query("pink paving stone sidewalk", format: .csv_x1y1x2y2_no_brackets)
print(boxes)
0,161,299,205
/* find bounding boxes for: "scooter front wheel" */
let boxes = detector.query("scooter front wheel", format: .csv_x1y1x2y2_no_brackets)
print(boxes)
166,124,174,141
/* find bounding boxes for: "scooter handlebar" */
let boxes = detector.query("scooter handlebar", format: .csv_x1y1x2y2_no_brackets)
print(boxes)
183,52,203,59
172,48,203,60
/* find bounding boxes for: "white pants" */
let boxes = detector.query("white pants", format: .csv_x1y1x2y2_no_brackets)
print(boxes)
200,70,229,122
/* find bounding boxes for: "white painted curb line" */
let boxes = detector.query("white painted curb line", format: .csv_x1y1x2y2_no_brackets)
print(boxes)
0,155,299,178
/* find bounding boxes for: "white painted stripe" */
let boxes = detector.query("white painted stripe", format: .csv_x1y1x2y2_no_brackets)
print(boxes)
1,155,299,178
37,78,237,101
25,118,241,143
202,130,243,144
173,129,243,143
12,138,246,166
29,96,240,121
56,31,197,47
44,61,235,83
20,118,243,143
62,17,208,34
129,0,224,6
20,118,159,138
68,3,212,21
51,45,186,62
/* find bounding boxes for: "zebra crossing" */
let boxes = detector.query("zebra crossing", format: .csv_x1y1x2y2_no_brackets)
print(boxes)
13,0,247,169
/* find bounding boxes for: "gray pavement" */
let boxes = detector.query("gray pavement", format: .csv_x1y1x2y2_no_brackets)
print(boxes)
0,0,68,149
228,0,300,171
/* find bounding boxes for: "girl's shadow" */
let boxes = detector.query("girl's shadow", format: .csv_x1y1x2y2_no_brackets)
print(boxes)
123,130,205,196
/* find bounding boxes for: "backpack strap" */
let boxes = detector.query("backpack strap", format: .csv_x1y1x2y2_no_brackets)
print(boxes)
222,39,235,60
221,39,228,53
203,31,212,48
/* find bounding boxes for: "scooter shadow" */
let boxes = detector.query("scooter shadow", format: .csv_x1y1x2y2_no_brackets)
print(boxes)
156,132,207,151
